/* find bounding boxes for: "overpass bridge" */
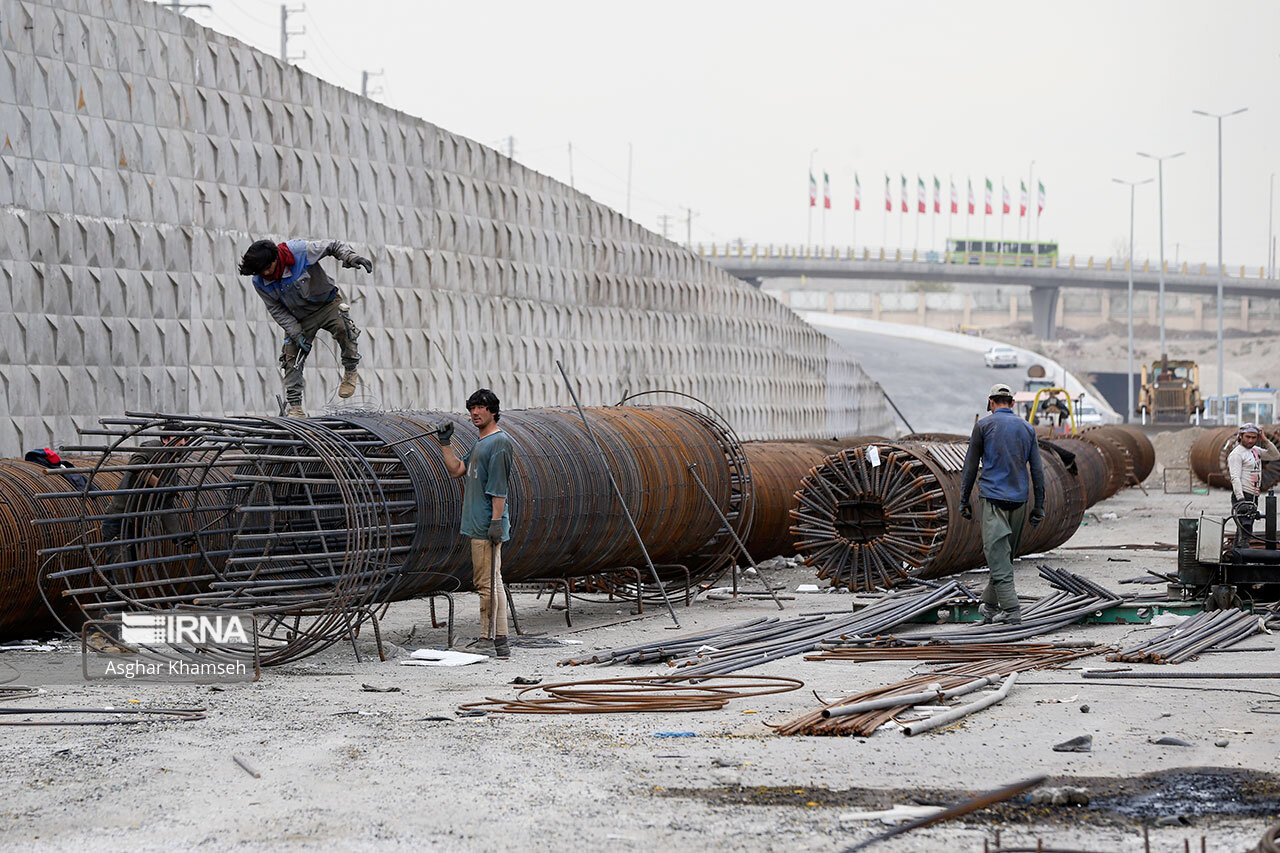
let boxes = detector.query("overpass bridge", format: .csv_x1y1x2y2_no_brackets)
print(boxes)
699,244,1280,338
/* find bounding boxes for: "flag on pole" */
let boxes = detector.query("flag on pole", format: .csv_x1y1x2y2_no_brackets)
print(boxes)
1038,181,1046,214
917,176,926,213
1002,181,1011,215
950,178,959,214
968,179,975,214
933,176,941,213
901,175,908,212
885,174,891,211
823,171,831,209
809,172,816,207
984,178,993,215
854,173,861,211
1019,181,1027,217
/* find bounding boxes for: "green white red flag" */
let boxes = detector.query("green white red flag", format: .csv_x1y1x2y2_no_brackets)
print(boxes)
854,173,861,211
984,178,993,214
809,172,816,207
901,175,908,212
1002,181,1010,215
1038,181,1046,214
1019,181,1027,217
933,176,941,213
823,171,831,209
917,176,925,213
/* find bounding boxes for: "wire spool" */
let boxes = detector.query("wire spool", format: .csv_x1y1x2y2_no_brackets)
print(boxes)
0,459,121,640
1048,437,1111,508
740,440,847,559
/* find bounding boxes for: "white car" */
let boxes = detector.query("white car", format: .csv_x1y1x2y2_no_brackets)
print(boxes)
983,345,1019,369
1074,404,1104,426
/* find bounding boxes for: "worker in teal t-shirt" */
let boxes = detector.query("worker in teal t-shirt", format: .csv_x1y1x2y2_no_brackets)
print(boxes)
435,389,514,658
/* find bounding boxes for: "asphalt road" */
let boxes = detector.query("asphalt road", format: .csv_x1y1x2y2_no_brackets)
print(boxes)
821,327,1017,435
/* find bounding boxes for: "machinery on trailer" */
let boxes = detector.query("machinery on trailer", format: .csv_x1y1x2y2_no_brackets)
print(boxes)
1175,489,1280,607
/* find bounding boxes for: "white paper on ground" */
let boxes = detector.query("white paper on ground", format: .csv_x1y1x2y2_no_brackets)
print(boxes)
839,804,945,824
795,584,821,593
1150,612,1189,628
866,445,881,467
400,649,488,667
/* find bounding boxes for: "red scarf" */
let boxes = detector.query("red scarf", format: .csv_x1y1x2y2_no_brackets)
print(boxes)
270,242,295,281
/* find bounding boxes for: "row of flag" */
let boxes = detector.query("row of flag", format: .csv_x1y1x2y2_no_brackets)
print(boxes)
808,173,1046,217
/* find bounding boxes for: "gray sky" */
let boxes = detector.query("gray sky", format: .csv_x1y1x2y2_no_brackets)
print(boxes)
187,0,1280,268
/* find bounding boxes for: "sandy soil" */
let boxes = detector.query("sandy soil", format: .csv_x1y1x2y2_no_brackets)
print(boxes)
1,485,1277,852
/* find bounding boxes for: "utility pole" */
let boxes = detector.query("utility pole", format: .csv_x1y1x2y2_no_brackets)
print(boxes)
657,214,674,241
1193,106,1248,413
1138,150,1184,361
682,207,698,248
280,5,306,63
1113,177,1153,424
360,69,384,99
507,136,515,159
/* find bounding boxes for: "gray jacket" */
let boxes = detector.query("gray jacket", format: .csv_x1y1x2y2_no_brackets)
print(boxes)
252,239,363,337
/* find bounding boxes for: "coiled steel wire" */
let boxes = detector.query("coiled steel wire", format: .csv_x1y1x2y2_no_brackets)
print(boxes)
790,441,1085,591
0,459,121,639
1190,425,1280,490
457,674,802,715
740,439,849,559
37,407,747,662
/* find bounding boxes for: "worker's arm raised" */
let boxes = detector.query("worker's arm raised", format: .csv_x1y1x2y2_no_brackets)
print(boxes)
1258,436,1280,462
432,422,466,478
311,240,373,273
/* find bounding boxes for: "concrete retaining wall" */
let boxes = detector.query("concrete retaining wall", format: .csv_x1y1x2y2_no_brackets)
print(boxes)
0,0,893,456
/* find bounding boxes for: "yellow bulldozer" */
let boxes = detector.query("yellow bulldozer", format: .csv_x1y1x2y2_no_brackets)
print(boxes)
1138,359,1204,424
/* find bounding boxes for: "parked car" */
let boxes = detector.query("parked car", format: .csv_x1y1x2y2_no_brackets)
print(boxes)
1074,403,1104,426
983,345,1019,369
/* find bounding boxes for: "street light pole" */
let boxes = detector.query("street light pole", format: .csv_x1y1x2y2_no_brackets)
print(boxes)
1137,151,1184,362
1193,107,1247,416
1113,177,1153,424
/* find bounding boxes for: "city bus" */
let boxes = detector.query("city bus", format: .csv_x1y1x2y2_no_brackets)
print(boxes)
946,239,1059,267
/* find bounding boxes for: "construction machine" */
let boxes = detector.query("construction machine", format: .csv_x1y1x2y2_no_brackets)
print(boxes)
1138,359,1204,424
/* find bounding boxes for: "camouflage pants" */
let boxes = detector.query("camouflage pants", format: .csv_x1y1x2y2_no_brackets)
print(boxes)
280,298,361,406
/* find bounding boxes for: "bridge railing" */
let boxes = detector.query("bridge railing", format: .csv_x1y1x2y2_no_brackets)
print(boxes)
693,243,1276,280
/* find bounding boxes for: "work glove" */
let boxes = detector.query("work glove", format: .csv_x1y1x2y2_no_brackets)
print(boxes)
487,519,503,545
1029,506,1045,527
959,501,972,521
344,255,373,274
434,421,454,446
289,335,312,355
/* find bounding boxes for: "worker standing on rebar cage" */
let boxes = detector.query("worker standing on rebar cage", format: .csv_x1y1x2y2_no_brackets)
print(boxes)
958,382,1046,625
434,389,514,659
238,238,372,418
1228,423,1279,546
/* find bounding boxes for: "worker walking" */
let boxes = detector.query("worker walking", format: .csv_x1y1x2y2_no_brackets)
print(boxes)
1227,423,1279,545
238,238,372,418
434,389,514,658
958,383,1046,625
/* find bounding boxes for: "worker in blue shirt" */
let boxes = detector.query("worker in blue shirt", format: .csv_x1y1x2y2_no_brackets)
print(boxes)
434,389,514,659
958,382,1046,625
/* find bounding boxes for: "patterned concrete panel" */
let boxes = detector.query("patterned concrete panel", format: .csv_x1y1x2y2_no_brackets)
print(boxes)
0,0,892,456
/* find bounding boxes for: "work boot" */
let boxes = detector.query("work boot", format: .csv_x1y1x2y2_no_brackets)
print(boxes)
285,404,307,418
494,636,511,659
338,368,358,398
991,608,1022,626
979,603,1000,624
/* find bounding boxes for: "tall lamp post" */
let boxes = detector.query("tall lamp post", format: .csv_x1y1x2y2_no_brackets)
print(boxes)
1136,150,1183,362
1192,107,1248,416
1113,177,1153,423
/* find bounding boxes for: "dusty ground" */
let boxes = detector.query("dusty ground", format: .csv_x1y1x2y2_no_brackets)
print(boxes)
2,482,1278,851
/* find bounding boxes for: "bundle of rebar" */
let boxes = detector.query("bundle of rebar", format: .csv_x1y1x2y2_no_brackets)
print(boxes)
887,589,1120,645
789,441,1085,591
36,406,750,662
457,674,802,715
804,642,1080,663
559,581,968,675
773,648,1097,736
1108,608,1261,664
1190,425,1280,490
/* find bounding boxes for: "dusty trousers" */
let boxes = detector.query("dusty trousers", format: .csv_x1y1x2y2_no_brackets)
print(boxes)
979,497,1027,614
470,539,509,639
279,298,361,406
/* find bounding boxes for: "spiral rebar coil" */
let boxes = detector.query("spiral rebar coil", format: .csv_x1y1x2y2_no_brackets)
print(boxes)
36,407,748,662
0,460,121,639
1190,425,1280,491
790,440,1085,591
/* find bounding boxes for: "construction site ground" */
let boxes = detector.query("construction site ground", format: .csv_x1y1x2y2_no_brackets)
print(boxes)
3,479,1278,851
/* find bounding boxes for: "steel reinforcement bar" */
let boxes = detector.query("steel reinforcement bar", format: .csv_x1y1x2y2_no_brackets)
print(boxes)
33,406,749,662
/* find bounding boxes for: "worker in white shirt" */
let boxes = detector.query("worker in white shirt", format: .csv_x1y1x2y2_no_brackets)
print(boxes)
1227,423,1280,545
